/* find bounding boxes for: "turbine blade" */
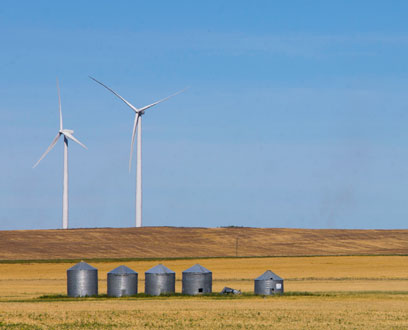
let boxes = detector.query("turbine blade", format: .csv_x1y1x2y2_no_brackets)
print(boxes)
89,76,139,113
129,113,139,172
63,132,88,149
33,133,61,168
57,78,63,130
138,87,189,112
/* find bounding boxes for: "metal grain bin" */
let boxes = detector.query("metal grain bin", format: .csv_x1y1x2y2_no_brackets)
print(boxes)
254,270,284,295
107,265,138,297
182,264,212,295
145,264,175,296
67,261,98,297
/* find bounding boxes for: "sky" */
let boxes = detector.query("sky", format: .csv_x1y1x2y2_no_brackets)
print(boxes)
1,1,408,230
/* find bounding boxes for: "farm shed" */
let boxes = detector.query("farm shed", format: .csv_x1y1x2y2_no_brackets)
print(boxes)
67,261,98,297
254,270,284,295
182,264,212,295
107,265,138,297
145,264,175,296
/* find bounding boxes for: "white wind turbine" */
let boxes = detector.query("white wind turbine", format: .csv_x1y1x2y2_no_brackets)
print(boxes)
89,76,186,227
33,79,87,229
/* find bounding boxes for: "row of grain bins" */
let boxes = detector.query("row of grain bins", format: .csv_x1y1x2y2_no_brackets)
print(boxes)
67,262,283,297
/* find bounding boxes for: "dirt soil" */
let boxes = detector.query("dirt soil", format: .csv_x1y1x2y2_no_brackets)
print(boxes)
1,227,407,260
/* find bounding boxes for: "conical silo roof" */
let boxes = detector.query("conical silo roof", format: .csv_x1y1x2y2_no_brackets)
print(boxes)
255,270,283,281
183,264,211,273
108,265,137,274
145,264,175,274
67,261,97,271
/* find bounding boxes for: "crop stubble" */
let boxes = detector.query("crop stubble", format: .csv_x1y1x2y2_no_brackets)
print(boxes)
0,256,408,328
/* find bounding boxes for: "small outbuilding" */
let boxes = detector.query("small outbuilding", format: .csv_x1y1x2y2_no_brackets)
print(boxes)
107,265,138,297
182,264,212,295
67,261,98,297
254,270,284,295
145,264,175,296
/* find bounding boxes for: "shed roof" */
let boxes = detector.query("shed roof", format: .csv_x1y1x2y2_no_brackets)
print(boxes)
108,265,137,274
67,261,97,271
255,270,283,281
145,264,175,274
183,264,211,273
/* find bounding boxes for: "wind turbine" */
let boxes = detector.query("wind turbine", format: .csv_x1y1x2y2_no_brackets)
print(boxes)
89,76,186,227
33,79,87,229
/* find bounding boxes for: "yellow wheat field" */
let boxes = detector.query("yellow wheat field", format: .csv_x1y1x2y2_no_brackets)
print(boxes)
0,256,407,299
0,256,408,329
1,295,408,329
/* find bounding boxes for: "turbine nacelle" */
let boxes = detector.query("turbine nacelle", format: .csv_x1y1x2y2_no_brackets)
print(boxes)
33,80,87,169
89,76,187,172
60,129,74,135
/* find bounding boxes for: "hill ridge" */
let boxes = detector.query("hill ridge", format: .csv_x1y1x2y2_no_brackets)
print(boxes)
1,227,407,260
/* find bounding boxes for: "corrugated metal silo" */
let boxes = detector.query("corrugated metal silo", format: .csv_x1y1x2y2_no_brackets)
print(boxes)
145,264,175,296
182,264,212,295
254,270,284,295
67,261,98,297
107,265,138,297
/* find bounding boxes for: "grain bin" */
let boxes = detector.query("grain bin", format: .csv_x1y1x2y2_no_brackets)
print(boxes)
107,265,138,297
67,261,98,297
145,264,175,296
182,264,212,295
254,270,284,295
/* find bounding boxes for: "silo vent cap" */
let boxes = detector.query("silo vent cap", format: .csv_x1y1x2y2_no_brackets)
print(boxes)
108,265,137,274
67,261,97,271
183,264,212,273
145,264,175,274
255,270,283,281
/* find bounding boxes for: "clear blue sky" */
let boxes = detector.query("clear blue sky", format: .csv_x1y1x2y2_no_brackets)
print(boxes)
1,1,408,230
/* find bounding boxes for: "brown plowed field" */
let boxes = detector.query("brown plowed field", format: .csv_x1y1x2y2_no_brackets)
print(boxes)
1,227,407,260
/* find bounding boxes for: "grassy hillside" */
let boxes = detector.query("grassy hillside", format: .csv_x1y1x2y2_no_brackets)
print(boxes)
0,227,407,260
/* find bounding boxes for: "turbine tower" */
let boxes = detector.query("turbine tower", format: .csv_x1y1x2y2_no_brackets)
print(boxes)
33,79,87,229
90,76,186,227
